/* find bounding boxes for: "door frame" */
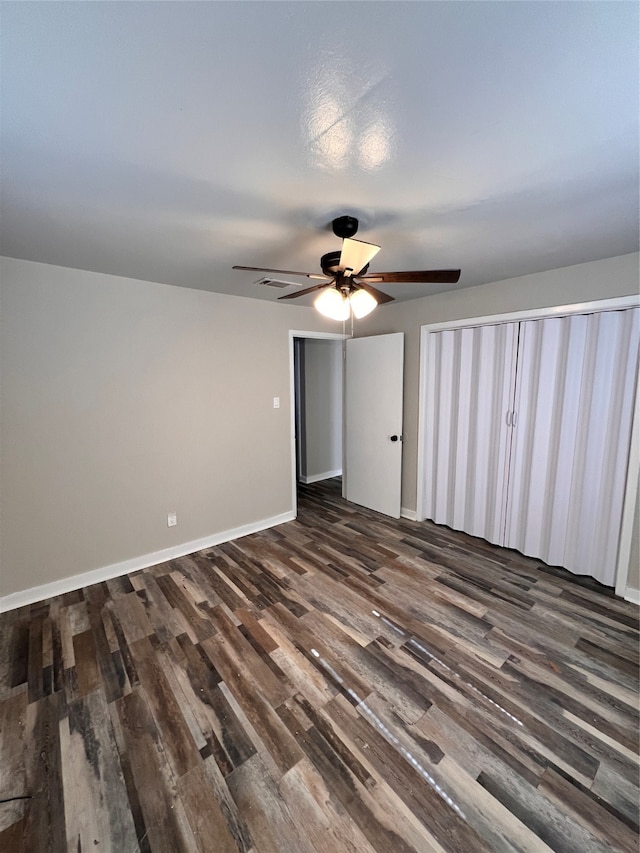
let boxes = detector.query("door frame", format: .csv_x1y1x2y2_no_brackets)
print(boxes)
288,330,347,517
416,294,640,599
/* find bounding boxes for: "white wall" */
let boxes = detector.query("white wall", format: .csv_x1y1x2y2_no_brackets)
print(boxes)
300,339,343,483
0,256,336,601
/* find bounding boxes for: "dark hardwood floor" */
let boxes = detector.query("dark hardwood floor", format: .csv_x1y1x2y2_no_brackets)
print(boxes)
0,478,638,852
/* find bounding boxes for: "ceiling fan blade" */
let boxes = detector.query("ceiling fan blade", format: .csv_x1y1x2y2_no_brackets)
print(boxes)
354,282,395,305
358,269,461,284
339,238,381,276
277,282,333,300
233,265,328,280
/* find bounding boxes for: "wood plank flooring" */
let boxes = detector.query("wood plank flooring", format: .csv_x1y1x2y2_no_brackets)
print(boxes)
0,477,638,852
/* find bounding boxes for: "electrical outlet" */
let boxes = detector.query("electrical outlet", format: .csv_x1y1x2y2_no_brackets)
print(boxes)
273,397,280,409
167,512,177,527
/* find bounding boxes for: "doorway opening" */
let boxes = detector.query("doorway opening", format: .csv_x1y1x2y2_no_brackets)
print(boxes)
288,331,346,517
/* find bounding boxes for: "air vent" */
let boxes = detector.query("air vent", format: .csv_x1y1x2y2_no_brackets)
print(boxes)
255,277,301,289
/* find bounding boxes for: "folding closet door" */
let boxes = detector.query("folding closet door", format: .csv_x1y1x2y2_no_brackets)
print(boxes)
505,308,639,584
423,323,518,543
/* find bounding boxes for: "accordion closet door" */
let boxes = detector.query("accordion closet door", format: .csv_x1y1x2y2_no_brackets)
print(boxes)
422,307,639,585
422,322,518,544
505,309,639,585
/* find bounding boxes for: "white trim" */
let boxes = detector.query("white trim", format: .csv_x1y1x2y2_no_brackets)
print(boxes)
289,330,350,340
299,469,342,485
416,295,640,598
288,330,347,518
401,507,417,521
0,510,295,613
416,322,428,522
615,384,639,599
418,295,640,335
624,588,640,606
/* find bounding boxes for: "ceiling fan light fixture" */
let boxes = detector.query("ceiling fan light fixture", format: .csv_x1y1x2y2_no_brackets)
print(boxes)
314,287,350,321
349,287,378,319
234,214,460,312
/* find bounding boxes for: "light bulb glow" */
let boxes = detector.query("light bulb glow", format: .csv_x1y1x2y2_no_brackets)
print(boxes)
314,287,350,321
349,288,378,318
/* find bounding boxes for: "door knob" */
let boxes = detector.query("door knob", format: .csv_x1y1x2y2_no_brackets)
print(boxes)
390,434,399,442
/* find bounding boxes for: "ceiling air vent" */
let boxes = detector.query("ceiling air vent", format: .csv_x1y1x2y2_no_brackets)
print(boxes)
255,277,301,289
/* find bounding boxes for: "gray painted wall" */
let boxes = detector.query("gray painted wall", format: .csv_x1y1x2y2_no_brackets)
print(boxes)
0,256,335,597
2,253,638,601
300,339,343,482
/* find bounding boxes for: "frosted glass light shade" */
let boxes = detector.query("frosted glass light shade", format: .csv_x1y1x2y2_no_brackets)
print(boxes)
349,288,378,318
340,239,381,276
315,287,350,321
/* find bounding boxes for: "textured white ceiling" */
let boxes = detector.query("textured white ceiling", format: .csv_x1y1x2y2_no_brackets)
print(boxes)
1,1,638,305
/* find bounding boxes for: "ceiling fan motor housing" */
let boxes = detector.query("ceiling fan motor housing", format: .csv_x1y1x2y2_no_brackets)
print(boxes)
321,251,369,278
332,215,359,239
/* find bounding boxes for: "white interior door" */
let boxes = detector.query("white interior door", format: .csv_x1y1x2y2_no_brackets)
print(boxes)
345,333,404,518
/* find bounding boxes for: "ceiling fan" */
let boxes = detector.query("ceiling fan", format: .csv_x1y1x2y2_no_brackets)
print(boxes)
233,216,461,320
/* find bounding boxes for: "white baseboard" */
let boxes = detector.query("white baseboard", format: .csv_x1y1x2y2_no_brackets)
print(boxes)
0,510,295,613
401,507,418,521
624,587,640,605
299,469,342,485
